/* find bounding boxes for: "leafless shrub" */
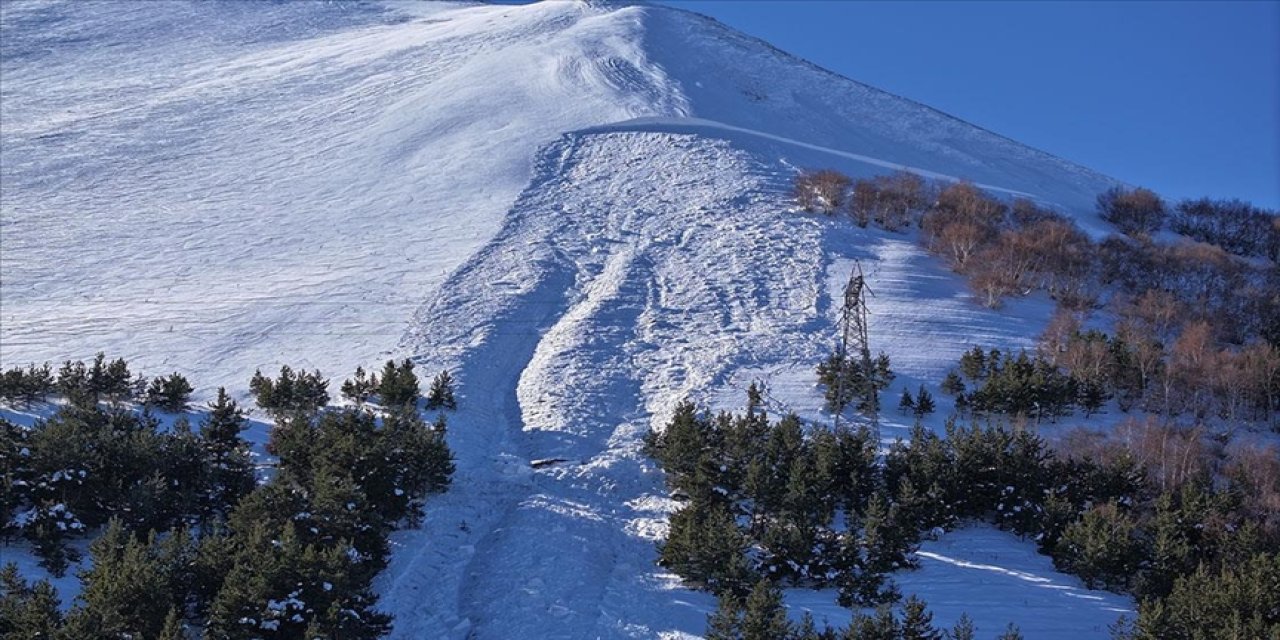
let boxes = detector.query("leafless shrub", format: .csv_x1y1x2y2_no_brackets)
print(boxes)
793,169,851,215
1097,186,1166,237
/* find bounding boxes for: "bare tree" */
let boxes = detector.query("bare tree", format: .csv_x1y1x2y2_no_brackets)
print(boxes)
1168,321,1216,417
934,220,995,270
793,169,851,215
873,171,931,230
1097,186,1166,237
849,179,879,227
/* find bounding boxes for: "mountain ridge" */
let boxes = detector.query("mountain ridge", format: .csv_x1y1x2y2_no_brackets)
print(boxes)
1,1,1136,637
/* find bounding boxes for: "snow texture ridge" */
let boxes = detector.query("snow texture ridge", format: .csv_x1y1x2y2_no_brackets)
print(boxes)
2,1,1130,637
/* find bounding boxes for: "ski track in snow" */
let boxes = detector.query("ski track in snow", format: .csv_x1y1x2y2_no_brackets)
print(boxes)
2,1,1131,637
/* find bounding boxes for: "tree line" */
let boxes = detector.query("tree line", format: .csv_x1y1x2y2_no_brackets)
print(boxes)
645,393,1278,639
794,169,1280,429
1,354,458,639
0,353,193,412
644,394,1039,639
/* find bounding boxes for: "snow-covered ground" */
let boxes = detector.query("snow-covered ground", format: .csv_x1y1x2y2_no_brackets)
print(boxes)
788,525,1134,638
2,1,1131,637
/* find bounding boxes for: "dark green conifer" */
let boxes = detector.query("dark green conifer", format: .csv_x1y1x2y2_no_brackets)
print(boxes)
898,389,916,415
940,370,966,396
899,595,942,640
379,359,420,407
1054,502,1141,591
913,385,936,417
746,381,764,417
995,623,1024,640
0,564,63,639
948,613,976,640
423,369,456,411
64,520,170,639
200,388,255,522
340,366,379,404
56,359,92,407
741,579,792,640
145,373,192,412
660,498,755,596
157,607,189,640
705,592,743,640
848,605,900,640
957,348,987,381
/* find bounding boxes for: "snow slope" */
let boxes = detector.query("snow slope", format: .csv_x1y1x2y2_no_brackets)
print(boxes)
1,1,1130,637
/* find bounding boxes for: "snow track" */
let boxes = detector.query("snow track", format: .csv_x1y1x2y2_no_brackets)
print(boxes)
380,127,1118,638
385,130,803,638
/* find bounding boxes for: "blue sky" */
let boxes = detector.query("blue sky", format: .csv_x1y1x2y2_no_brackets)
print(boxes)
661,1,1280,209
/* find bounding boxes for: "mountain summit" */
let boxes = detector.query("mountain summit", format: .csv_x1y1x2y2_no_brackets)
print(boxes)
1,1,1130,637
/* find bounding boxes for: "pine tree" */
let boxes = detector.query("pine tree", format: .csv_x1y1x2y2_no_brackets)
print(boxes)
794,612,837,640
874,353,895,389
834,525,898,609
659,498,755,596
958,348,987,381
24,500,82,577
250,366,329,420
848,605,901,640
863,491,915,574
995,623,1024,640
424,369,456,411
381,406,454,521
741,579,792,640
145,373,193,412
1076,378,1108,417
190,527,235,617
913,386,936,418
899,595,942,640
340,366,379,405
97,355,134,405
154,527,197,615
0,368,22,406
948,613,976,640
746,382,764,417
56,359,92,407
378,359,420,408
0,565,63,639
205,522,295,639
0,363,53,406
705,591,743,640
207,520,390,640
810,425,877,517
1054,502,1141,591
151,420,207,529
1134,491,1194,600
940,370,966,396
200,388,255,522
63,520,170,639
1126,552,1280,640
898,389,916,415
645,401,709,482
157,607,190,640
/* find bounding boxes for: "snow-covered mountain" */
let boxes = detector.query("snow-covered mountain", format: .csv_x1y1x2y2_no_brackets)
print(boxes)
1,1,1131,637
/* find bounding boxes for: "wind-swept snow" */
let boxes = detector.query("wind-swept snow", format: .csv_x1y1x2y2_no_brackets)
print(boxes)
2,1,1130,637
1,0,685,390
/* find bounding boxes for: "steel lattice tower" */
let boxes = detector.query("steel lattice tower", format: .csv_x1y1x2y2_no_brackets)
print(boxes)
834,260,877,435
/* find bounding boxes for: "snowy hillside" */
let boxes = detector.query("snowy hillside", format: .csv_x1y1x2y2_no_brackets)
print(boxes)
2,1,1130,638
